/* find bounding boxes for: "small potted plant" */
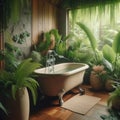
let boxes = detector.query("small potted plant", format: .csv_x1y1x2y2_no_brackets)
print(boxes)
90,65,107,90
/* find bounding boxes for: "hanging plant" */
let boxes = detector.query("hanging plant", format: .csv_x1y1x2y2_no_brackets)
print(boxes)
62,0,120,27
2,0,31,29
61,0,120,9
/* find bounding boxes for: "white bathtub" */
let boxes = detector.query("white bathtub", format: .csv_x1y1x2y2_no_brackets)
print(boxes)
34,63,89,105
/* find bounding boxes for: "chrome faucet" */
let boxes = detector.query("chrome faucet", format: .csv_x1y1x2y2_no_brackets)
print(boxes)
45,50,56,73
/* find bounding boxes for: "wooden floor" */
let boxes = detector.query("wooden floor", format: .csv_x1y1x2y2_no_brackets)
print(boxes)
29,85,110,120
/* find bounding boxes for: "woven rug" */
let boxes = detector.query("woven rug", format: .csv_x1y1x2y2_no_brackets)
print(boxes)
61,94,101,115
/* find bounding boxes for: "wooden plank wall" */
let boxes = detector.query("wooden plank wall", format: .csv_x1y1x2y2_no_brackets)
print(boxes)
32,0,58,45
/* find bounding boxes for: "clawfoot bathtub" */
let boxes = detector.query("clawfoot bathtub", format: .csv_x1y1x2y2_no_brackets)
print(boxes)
34,63,89,105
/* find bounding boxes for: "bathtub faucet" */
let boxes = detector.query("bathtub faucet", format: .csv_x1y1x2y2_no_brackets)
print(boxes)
46,50,56,73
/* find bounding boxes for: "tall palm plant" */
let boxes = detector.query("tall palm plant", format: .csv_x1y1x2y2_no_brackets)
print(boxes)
77,22,103,65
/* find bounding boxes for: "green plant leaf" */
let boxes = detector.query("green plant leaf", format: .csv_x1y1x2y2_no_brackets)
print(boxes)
24,79,38,105
103,58,113,72
49,29,62,43
36,32,51,52
112,31,120,54
102,44,115,63
15,58,40,86
56,41,66,56
10,0,20,23
77,22,97,51
0,102,7,115
11,85,18,100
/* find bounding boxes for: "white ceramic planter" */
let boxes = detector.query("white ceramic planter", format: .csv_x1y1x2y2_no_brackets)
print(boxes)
7,87,29,120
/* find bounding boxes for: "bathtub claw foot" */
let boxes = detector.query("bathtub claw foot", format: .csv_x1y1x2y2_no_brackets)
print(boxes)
79,87,85,95
59,97,64,106
58,89,65,106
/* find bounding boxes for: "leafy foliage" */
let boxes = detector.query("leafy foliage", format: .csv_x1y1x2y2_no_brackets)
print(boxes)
49,29,62,44
77,22,97,51
102,45,115,63
102,31,120,79
66,38,93,63
101,109,120,120
112,31,120,53
2,0,30,28
0,58,41,105
35,32,51,53
0,42,22,72
55,40,66,56
0,102,7,115
107,81,120,107
77,22,103,65
35,29,62,55
67,0,120,31
30,51,42,63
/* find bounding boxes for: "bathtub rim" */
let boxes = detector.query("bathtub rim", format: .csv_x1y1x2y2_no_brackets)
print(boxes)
34,62,89,76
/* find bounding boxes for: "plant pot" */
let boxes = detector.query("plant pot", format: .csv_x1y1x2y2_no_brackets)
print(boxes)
7,87,29,120
112,97,120,110
90,73,104,91
105,79,114,92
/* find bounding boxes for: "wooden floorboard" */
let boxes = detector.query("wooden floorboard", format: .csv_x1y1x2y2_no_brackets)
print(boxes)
29,85,109,120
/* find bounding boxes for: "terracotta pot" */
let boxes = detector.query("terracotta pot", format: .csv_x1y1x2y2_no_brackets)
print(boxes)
7,87,29,120
90,73,104,91
105,79,114,92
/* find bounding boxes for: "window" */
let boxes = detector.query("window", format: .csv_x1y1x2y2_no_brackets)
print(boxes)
68,3,120,50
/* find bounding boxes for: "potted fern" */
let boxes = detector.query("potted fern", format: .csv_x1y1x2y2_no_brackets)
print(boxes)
0,58,41,120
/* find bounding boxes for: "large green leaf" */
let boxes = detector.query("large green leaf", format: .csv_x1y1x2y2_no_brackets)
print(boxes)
112,31,120,54
11,84,18,100
102,44,115,63
77,22,97,51
23,78,39,105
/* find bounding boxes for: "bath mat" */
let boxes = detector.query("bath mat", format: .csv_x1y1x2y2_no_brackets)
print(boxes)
61,94,101,115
